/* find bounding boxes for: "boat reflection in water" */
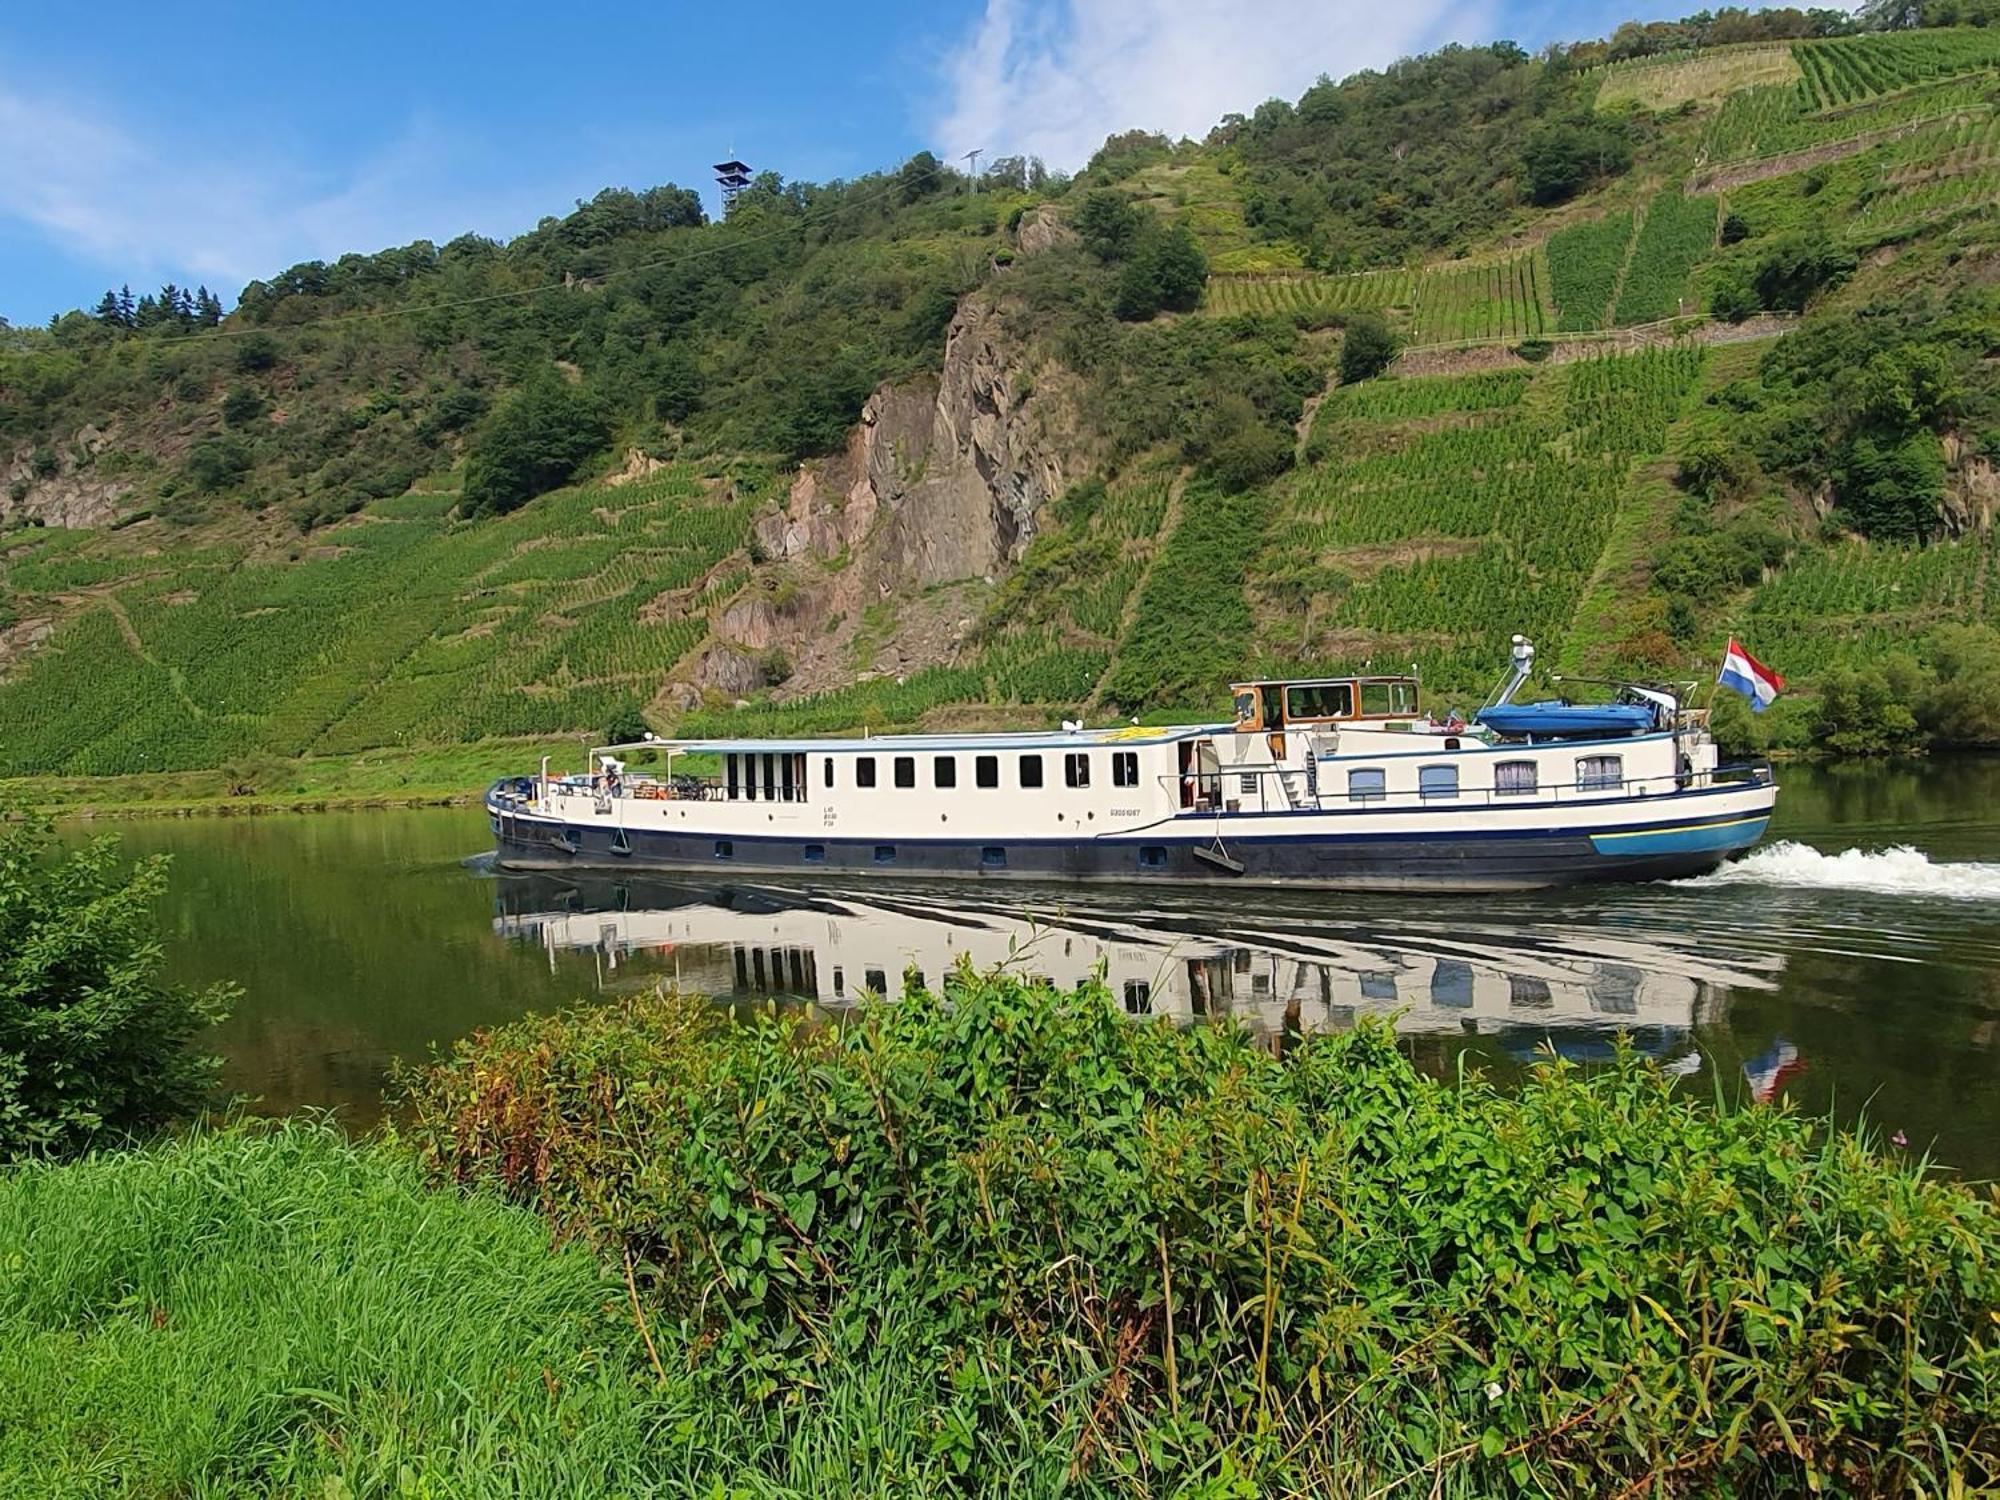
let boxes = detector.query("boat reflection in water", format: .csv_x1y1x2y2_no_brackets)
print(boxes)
492,873,1787,1066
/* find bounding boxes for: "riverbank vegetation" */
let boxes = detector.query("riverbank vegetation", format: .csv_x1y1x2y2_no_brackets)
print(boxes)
391,976,2000,1496
2,973,1993,1494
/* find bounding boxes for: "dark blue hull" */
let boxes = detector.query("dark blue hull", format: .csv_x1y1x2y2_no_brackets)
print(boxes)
488,808,1768,891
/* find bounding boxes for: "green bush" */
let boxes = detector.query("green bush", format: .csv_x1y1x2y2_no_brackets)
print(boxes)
1815,651,1930,754
0,815,234,1159
1338,310,1398,384
1922,622,2000,746
401,975,2000,1496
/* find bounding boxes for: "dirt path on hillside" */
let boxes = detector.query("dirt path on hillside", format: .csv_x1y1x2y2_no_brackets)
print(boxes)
1688,107,1987,193
1392,313,1794,379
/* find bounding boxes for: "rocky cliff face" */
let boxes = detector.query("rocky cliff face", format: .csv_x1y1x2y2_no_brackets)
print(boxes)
2,427,137,529
684,290,1091,704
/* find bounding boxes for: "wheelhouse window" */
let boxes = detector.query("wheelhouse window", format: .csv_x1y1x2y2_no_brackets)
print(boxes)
1419,765,1459,800
1285,683,1353,720
934,756,956,788
1015,755,1040,789
1577,754,1624,791
1347,767,1387,802
893,756,916,789
976,755,1000,789
855,757,877,789
1064,752,1090,788
1112,751,1139,787
1495,760,1538,796
1359,681,1420,717
727,754,741,800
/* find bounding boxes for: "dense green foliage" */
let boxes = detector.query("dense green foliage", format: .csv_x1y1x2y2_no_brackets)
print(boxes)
0,816,233,1158
399,975,2000,1495
463,369,612,516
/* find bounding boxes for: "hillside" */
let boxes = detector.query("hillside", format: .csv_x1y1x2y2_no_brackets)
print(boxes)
3,12,1999,782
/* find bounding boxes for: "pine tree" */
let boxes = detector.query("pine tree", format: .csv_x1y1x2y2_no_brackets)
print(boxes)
93,290,123,326
116,285,136,326
157,284,182,325
194,286,223,326
133,294,159,329
175,286,195,320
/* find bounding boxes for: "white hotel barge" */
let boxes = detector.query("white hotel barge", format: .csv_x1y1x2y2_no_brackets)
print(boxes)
487,642,1776,891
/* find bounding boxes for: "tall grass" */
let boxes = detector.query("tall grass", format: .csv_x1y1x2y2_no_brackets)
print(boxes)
0,1123,655,1496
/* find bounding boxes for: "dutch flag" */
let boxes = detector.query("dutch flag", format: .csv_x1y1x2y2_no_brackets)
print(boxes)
1718,639,1783,713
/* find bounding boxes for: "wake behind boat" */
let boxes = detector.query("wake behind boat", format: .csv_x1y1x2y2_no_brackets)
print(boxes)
485,636,1777,891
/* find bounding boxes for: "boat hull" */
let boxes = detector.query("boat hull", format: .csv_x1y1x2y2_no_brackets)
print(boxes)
487,786,1774,892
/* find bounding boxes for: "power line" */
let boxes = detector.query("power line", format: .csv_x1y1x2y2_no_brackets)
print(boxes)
116,157,963,347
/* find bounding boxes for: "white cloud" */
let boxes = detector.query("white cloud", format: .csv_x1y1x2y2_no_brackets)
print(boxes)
0,70,556,300
932,0,1497,171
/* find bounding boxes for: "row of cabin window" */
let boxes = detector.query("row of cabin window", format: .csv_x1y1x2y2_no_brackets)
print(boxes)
838,749,1142,791
1345,754,1623,801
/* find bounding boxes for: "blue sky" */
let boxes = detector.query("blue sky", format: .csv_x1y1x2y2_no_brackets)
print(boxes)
2,0,1665,327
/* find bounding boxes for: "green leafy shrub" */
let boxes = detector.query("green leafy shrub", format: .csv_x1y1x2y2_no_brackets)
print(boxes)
0,815,234,1158
462,371,611,517
1815,651,1930,754
400,975,2000,1496
1337,310,1398,384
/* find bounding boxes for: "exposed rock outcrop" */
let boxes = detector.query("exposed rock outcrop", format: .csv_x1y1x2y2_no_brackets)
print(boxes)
2,427,136,529
674,292,1092,705
1945,434,1996,536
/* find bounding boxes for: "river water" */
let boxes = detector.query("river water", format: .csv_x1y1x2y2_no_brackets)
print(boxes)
79,758,2000,1178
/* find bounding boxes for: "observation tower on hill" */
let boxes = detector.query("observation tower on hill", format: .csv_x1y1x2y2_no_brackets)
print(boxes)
713,159,752,217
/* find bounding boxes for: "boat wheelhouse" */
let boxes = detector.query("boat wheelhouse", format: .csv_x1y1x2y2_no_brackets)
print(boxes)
486,639,1776,891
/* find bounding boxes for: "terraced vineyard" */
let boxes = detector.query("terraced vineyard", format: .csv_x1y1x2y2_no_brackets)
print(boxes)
1743,540,1988,676
1795,28,2000,110
0,468,752,775
1594,42,1801,110
1202,270,1414,319
1546,214,1635,331
1407,252,1552,344
1701,69,1995,165
1611,193,1717,325
1263,346,1709,686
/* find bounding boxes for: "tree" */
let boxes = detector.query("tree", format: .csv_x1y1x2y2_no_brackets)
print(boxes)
1815,654,1929,754
1074,190,1144,262
0,815,234,1159
1522,118,1634,205
92,290,126,328
1833,431,1944,541
654,343,702,423
463,370,612,516
1922,624,2000,745
1113,222,1209,320
897,151,946,205
1749,231,1857,312
1338,312,1398,384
